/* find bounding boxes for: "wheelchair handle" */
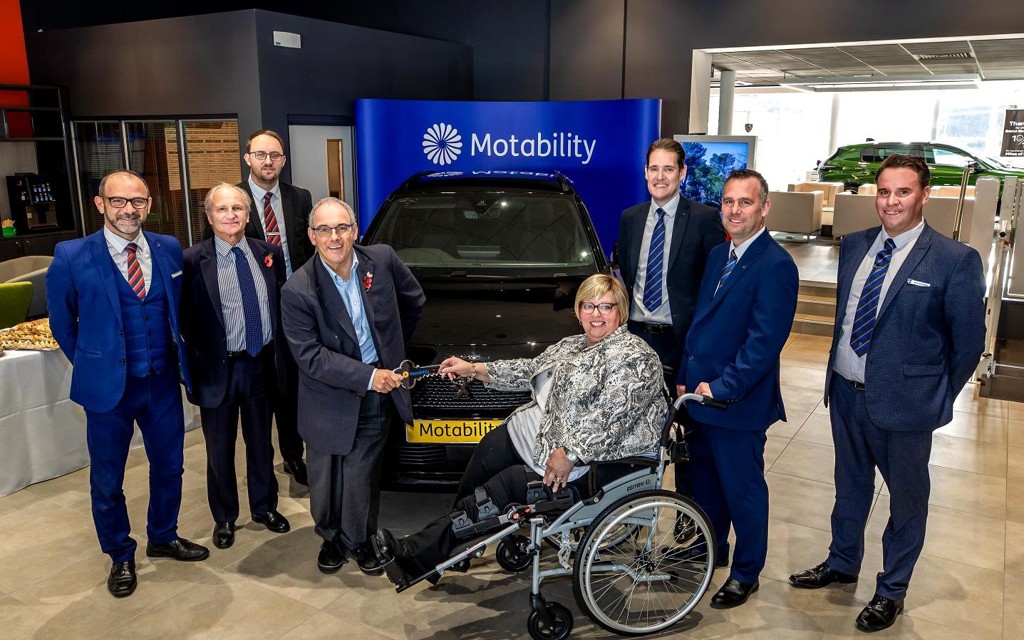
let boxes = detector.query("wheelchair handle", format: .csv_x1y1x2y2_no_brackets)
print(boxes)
675,392,727,411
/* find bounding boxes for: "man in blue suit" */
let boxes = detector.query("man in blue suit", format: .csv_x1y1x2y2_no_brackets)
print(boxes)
677,169,798,608
181,183,291,550
47,170,209,599
789,154,985,632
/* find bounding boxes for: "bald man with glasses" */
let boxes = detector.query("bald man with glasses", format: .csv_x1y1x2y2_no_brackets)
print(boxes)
281,197,424,576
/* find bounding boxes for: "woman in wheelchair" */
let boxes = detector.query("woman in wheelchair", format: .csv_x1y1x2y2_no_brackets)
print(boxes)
372,274,668,589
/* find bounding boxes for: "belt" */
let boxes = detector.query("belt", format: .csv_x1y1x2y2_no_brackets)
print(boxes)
629,320,674,334
226,345,270,360
839,374,866,390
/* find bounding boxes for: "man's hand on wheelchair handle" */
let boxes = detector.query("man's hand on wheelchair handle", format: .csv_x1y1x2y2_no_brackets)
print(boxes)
544,448,574,491
695,382,713,398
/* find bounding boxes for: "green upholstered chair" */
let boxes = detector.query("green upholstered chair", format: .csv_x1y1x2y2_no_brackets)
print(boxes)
0,281,33,330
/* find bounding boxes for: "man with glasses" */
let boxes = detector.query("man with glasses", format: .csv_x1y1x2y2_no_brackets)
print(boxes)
229,128,314,487
47,170,209,599
280,197,424,576
676,169,798,609
181,183,291,551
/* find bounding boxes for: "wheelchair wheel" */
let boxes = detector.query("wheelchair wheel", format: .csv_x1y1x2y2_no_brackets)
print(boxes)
496,535,532,572
572,490,716,636
526,602,573,640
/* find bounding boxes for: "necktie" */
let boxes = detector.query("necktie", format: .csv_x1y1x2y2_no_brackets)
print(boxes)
232,247,265,357
262,192,281,246
642,208,667,312
850,238,896,357
714,249,738,297
125,242,146,299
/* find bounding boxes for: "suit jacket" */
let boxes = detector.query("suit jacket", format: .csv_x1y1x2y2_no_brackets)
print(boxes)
203,180,314,272
825,224,985,431
46,230,192,413
281,244,425,455
617,198,726,342
179,236,287,408
679,231,799,430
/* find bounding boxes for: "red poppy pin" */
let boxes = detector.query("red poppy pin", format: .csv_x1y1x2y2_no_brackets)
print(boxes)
363,272,373,292
263,252,273,268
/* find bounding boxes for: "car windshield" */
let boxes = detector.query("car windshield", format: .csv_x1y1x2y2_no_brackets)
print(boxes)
369,191,598,270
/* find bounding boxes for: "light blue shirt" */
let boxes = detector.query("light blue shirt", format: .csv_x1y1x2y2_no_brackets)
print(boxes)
213,235,273,351
630,193,679,325
322,254,379,390
248,178,294,278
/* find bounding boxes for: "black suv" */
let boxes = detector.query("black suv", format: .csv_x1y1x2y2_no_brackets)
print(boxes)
361,170,608,487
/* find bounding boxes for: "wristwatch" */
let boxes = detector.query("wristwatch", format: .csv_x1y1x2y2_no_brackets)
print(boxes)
564,450,579,465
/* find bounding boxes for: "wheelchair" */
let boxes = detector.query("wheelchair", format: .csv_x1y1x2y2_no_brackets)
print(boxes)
399,393,722,640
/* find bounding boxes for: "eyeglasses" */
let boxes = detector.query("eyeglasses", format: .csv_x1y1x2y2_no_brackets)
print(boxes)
103,196,149,209
249,151,285,162
311,223,356,238
580,302,618,314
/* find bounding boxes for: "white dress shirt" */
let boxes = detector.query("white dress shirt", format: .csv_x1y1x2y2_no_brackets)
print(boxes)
248,178,294,277
630,193,679,325
104,227,152,295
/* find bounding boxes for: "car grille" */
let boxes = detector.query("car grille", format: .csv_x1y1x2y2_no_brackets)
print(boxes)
396,443,449,466
412,376,531,413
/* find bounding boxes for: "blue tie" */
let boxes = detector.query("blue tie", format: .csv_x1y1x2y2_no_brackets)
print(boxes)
714,249,738,297
850,238,896,357
642,208,667,312
232,246,264,357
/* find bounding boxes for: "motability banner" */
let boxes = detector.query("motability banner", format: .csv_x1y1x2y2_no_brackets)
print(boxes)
354,98,661,256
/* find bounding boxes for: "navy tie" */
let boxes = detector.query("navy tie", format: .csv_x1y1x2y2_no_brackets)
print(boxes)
850,238,896,357
642,208,667,312
232,246,264,357
714,249,738,297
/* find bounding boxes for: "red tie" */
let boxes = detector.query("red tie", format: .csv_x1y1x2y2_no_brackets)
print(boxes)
125,242,146,299
262,192,282,246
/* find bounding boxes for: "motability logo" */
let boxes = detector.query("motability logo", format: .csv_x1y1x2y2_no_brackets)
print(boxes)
422,122,597,167
422,123,463,166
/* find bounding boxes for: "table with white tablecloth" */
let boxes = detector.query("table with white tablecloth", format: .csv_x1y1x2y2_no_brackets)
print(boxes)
0,349,200,497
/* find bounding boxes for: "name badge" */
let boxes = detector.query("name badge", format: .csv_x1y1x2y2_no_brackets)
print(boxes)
907,278,930,287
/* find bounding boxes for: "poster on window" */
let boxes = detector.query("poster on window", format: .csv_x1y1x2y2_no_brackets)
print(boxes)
1001,109,1024,157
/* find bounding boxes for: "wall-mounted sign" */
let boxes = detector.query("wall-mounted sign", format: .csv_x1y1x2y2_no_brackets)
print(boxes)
1001,108,1024,157
354,99,661,255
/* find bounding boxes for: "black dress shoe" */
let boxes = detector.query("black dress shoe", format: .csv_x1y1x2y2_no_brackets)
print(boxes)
710,578,759,609
856,594,904,632
107,559,137,598
317,540,346,574
373,528,414,589
251,510,290,533
283,459,308,486
674,513,698,542
350,541,384,576
212,522,236,549
789,561,858,589
146,537,210,561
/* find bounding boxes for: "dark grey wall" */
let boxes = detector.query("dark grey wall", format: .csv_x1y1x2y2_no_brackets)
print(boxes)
26,12,261,123
551,0,1024,134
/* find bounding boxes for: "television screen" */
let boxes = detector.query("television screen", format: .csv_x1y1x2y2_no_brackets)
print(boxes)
673,135,757,208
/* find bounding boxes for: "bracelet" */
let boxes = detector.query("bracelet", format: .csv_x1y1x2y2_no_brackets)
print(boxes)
470,363,478,379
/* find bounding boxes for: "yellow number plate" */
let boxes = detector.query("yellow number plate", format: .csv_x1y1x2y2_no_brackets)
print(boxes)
406,420,503,444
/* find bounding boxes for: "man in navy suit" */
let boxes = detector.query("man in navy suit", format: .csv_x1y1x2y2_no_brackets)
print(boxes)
281,197,424,576
203,129,314,486
677,169,798,608
617,138,725,505
47,170,209,599
181,183,291,551
789,154,985,632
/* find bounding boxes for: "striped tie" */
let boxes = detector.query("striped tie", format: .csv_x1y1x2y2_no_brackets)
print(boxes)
642,208,667,312
262,191,282,246
714,249,738,297
232,247,265,357
125,242,146,299
850,238,896,357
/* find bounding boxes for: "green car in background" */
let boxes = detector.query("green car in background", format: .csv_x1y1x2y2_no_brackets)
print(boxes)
817,141,1024,192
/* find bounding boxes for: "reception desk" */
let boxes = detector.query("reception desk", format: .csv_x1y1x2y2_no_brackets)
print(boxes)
0,349,200,497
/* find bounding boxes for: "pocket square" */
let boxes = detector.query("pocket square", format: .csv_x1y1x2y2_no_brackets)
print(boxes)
171,270,183,278
907,278,931,287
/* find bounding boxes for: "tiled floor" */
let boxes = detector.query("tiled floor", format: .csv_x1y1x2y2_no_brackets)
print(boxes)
1,333,1020,639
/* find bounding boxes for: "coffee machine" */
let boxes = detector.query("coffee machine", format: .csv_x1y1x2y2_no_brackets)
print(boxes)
7,173,60,233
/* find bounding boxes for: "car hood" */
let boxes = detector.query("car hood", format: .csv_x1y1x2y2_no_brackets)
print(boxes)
406,276,588,364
